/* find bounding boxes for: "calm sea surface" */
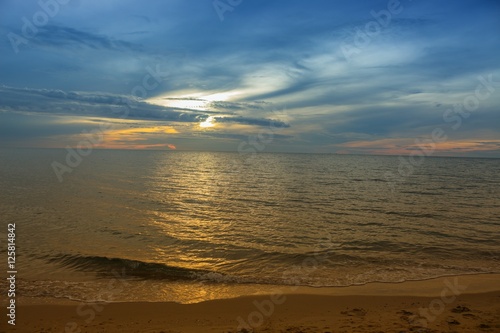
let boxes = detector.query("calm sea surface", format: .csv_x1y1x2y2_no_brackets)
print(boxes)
0,149,499,303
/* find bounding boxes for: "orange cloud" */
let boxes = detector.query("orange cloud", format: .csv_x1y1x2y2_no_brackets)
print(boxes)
105,126,178,136
93,143,176,150
91,125,179,149
338,138,500,155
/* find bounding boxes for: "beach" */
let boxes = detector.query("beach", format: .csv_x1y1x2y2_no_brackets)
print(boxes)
2,0,500,330
6,274,500,332
1,151,499,332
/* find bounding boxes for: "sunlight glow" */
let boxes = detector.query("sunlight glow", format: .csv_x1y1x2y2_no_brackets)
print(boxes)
202,91,241,101
199,116,215,128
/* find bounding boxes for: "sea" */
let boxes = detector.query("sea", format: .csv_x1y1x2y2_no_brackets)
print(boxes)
0,148,499,303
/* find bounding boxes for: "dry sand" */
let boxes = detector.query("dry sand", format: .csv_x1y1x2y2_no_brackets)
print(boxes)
3,274,499,333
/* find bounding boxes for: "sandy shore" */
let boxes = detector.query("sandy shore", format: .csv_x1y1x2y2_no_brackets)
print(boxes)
4,274,500,333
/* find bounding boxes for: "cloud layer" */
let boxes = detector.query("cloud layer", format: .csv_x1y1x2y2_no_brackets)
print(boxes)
0,0,499,155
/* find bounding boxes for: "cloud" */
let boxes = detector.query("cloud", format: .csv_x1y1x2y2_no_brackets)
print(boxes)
0,0,498,155
337,138,500,156
0,85,291,131
32,25,144,52
214,116,290,128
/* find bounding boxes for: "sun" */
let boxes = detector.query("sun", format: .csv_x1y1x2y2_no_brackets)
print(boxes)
199,116,215,128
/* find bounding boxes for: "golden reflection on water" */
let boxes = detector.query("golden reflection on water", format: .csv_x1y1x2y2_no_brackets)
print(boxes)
137,152,500,290
3,149,498,303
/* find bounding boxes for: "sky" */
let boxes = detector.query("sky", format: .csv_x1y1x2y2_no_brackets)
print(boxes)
0,0,499,156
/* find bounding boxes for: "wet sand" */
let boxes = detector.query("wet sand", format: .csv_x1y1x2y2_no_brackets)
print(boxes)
5,274,500,333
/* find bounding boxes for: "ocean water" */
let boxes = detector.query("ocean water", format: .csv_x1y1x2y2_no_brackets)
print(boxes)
0,148,499,303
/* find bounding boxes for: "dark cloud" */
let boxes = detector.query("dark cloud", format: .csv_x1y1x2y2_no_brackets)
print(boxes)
0,86,290,129
0,0,498,154
214,116,290,129
31,25,144,52
208,101,271,112
0,112,100,141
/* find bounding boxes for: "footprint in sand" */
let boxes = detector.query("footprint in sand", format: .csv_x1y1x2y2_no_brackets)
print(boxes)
398,310,413,316
447,318,461,325
451,305,471,313
462,313,477,319
397,310,420,325
341,308,367,317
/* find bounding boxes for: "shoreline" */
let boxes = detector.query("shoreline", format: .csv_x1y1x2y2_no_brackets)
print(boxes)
13,272,500,305
4,274,500,332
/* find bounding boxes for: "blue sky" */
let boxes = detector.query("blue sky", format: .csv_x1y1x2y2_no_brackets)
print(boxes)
1,0,499,156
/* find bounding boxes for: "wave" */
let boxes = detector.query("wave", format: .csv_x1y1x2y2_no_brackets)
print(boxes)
46,249,500,288
49,254,211,281
48,254,261,284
